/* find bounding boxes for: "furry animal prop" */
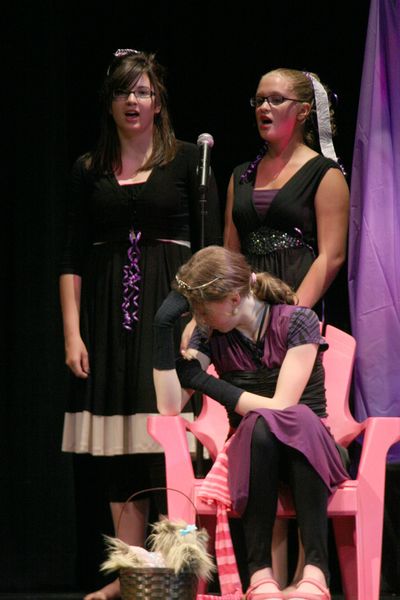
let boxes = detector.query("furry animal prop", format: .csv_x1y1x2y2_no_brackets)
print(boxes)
101,517,214,581
148,518,214,580
101,537,165,572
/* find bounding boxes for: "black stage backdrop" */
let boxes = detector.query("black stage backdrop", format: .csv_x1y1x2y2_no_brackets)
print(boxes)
4,0,398,594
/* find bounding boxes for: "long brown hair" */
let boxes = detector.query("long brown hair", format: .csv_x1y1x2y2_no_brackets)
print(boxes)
174,246,297,308
91,50,177,175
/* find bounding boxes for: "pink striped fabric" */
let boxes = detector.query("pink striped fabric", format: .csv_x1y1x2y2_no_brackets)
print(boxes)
197,439,243,599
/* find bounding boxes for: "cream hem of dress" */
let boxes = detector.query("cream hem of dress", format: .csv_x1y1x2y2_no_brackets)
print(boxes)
62,410,196,456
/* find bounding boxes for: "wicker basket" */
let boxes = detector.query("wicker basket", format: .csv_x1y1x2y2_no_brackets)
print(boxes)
116,488,201,599
120,566,198,599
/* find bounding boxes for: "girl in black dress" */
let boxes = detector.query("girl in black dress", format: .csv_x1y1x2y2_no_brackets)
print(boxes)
223,68,350,589
59,49,221,599
224,68,349,308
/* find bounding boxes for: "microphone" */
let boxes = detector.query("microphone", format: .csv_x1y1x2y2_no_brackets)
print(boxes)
197,133,214,190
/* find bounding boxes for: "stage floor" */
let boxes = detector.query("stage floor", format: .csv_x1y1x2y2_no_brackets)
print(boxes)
0,594,399,600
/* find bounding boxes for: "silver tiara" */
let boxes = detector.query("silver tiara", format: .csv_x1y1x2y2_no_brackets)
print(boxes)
107,49,141,76
114,49,140,58
175,275,222,291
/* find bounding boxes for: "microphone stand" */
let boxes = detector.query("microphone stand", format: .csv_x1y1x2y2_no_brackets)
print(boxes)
200,186,207,250
193,170,210,478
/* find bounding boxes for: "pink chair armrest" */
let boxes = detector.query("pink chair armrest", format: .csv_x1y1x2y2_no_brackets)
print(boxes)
186,395,229,460
147,414,197,522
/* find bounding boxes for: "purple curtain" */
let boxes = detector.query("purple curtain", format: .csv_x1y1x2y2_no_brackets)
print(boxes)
348,0,400,461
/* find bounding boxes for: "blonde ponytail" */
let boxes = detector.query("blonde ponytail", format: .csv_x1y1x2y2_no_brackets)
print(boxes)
252,272,297,305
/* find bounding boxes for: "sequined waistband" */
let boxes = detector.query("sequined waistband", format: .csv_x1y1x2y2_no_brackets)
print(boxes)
242,226,309,256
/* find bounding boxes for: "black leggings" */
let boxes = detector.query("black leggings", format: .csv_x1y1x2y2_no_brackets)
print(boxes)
242,418,329,582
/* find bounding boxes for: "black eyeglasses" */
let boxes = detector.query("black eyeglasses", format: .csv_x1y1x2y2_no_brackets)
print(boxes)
112,86,155,101
250,95,305,108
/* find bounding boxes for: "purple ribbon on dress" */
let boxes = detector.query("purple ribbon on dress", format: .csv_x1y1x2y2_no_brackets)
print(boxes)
240,144,267,184
122,229,142,331
294,227,316,258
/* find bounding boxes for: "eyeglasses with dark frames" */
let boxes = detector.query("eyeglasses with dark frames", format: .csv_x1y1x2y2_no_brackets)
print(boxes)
250,95,305,108
112,87,155,101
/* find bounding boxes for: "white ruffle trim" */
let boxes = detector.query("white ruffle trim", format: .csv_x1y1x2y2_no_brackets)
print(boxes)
62,410,195,456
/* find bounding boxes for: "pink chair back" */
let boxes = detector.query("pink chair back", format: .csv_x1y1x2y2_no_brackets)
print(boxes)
323,324,363,446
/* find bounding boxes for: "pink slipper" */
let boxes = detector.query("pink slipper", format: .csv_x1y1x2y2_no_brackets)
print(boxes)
245,576,284,599
284,577,331,600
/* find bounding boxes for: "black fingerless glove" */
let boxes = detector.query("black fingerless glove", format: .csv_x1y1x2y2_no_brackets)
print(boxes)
153,290,190,370
176,357,243,412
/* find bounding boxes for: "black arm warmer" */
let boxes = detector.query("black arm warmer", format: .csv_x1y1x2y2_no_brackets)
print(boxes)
176,357,243,412
153,290,190,370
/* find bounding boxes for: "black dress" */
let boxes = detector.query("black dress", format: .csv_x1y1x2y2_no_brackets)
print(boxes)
60,141,221,456
232,155,340,290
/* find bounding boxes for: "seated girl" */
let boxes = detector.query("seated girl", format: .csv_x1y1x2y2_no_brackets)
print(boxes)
153,246,348,600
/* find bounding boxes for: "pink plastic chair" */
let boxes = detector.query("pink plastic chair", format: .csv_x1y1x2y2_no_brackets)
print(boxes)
148,324,400,600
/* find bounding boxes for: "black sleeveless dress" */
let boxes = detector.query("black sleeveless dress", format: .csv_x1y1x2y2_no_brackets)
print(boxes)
232,155,340,290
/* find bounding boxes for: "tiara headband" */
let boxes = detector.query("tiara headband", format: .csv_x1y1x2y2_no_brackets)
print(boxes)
114,49,140,58
106,48,142,76
303,72,338,163
175,275,222,292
